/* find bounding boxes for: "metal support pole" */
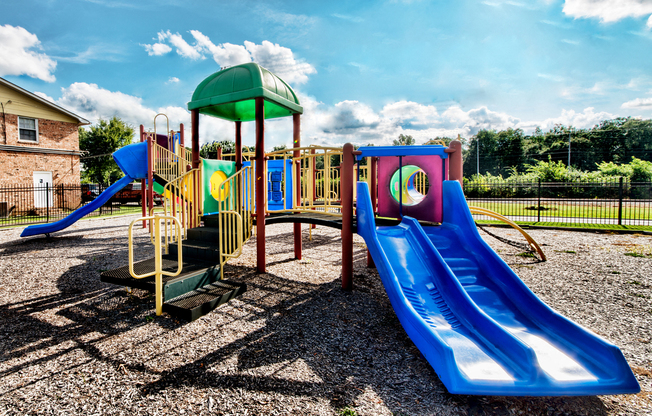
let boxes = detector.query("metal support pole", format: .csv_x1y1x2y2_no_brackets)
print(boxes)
341,143,354,290
255,98,266,273
293,113,302,260
568,129,571,169
476,136,479,176
537,178,541,223
618,177,624,226
46,182,49,223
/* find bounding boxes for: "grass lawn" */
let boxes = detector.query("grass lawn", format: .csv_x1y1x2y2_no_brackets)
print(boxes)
469,200,652,221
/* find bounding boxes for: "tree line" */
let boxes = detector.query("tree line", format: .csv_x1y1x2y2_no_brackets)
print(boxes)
462,117,652,178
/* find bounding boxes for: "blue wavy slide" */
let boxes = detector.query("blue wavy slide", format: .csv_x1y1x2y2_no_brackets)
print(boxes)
21,142,149,238
356,180,639,396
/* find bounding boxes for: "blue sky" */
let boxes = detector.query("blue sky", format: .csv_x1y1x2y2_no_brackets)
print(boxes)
2,0,652,149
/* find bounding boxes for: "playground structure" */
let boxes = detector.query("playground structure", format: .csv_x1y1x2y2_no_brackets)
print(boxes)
21,62,638,396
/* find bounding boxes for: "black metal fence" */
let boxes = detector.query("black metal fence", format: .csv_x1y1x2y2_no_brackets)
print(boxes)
465,178,652,228
0,183,143,229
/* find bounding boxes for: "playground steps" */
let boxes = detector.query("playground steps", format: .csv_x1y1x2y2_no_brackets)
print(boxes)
163,280,247,321
100,247,246,321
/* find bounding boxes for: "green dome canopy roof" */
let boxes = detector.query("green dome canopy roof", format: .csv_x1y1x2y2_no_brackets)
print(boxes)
188,62,303,122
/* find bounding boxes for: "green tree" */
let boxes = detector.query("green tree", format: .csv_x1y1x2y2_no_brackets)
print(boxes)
393,134,415,146
79,117,134,185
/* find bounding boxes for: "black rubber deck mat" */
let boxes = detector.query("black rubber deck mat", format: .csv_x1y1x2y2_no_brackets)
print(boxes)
163,280,247,321
100,256,216,292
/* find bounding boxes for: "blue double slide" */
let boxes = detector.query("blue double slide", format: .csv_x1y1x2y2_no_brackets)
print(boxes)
356,180,639,396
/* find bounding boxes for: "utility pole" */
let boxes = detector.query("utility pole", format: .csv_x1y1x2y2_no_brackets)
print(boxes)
476,136,480,176
568,128,571,169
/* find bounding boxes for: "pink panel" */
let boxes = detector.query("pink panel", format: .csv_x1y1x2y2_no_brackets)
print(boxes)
377,155,444,223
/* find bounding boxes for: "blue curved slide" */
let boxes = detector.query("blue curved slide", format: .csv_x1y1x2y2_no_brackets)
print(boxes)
356,181,639,396
21,142,149,237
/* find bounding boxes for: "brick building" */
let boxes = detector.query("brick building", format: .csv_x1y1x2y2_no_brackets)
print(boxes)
0,77,89,216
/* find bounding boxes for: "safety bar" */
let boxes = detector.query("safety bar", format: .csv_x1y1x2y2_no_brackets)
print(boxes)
128,215,183,315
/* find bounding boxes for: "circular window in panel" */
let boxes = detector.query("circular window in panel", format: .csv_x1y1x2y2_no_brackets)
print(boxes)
389,165,429,206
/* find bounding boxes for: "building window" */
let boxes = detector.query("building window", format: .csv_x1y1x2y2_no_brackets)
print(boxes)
18,117,39,143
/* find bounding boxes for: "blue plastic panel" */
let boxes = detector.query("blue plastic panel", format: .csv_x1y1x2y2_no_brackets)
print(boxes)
267,159,293,210
357,145,448,161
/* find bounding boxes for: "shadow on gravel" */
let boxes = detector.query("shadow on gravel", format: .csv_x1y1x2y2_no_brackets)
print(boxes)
134,263,611,416
0,224,613,416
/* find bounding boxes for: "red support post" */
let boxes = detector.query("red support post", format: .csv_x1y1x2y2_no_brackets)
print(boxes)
216,147,222,160
235,121,242,172
341,143,354,290
445,139,463,186
255,98,266,273
293,113,302,260
140,125,147,228
367,156,377,268
179,123,184,149
191,110,200,170
191,110,200,229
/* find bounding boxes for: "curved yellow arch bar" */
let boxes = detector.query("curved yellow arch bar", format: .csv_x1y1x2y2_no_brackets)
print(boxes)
469,206,546,261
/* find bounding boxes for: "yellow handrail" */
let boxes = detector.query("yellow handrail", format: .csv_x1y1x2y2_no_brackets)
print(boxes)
162,168,202,242
469,206,546,261
219,211,244,279
215,166,254,279
128,215,182,315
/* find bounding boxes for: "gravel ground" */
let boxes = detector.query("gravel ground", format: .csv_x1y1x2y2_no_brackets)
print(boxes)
0,215,650,416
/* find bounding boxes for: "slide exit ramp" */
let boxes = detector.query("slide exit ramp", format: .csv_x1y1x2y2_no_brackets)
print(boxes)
356,181,639,396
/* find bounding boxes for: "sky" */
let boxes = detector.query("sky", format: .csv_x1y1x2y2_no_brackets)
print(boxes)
2,0,652,149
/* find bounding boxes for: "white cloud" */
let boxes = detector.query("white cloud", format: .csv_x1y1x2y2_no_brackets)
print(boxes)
244,40,316,85
57,82,156,126
622,97,652,108
0,25,56,82
647,14,652,28
190,30,251,68
166,77,179,84
562,0,652,23
165,31,203,60
144,31,316,85
381,101,439,128
143,42,172,56
51,82,235,146
34,91,55,102
525,107,616,130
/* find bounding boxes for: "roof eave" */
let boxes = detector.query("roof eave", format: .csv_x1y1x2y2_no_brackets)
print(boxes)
0,77,91,125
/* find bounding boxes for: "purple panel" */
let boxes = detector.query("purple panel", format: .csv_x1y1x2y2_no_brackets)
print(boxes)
156,134,170,150
377,155,443,223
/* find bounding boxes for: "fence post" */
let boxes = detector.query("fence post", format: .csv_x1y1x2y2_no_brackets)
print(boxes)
46,183,50,223
618,177,623,226
537,178,541,223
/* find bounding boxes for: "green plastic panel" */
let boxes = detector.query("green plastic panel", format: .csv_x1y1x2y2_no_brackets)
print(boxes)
202,159,236,214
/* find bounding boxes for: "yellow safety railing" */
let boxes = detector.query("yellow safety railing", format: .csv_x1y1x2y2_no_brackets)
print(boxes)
162,168,202,243
469,206,546,261
220,151,255,162
128,215,182,315
263,146,347,217
152,141,190,184
216,166,254,279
